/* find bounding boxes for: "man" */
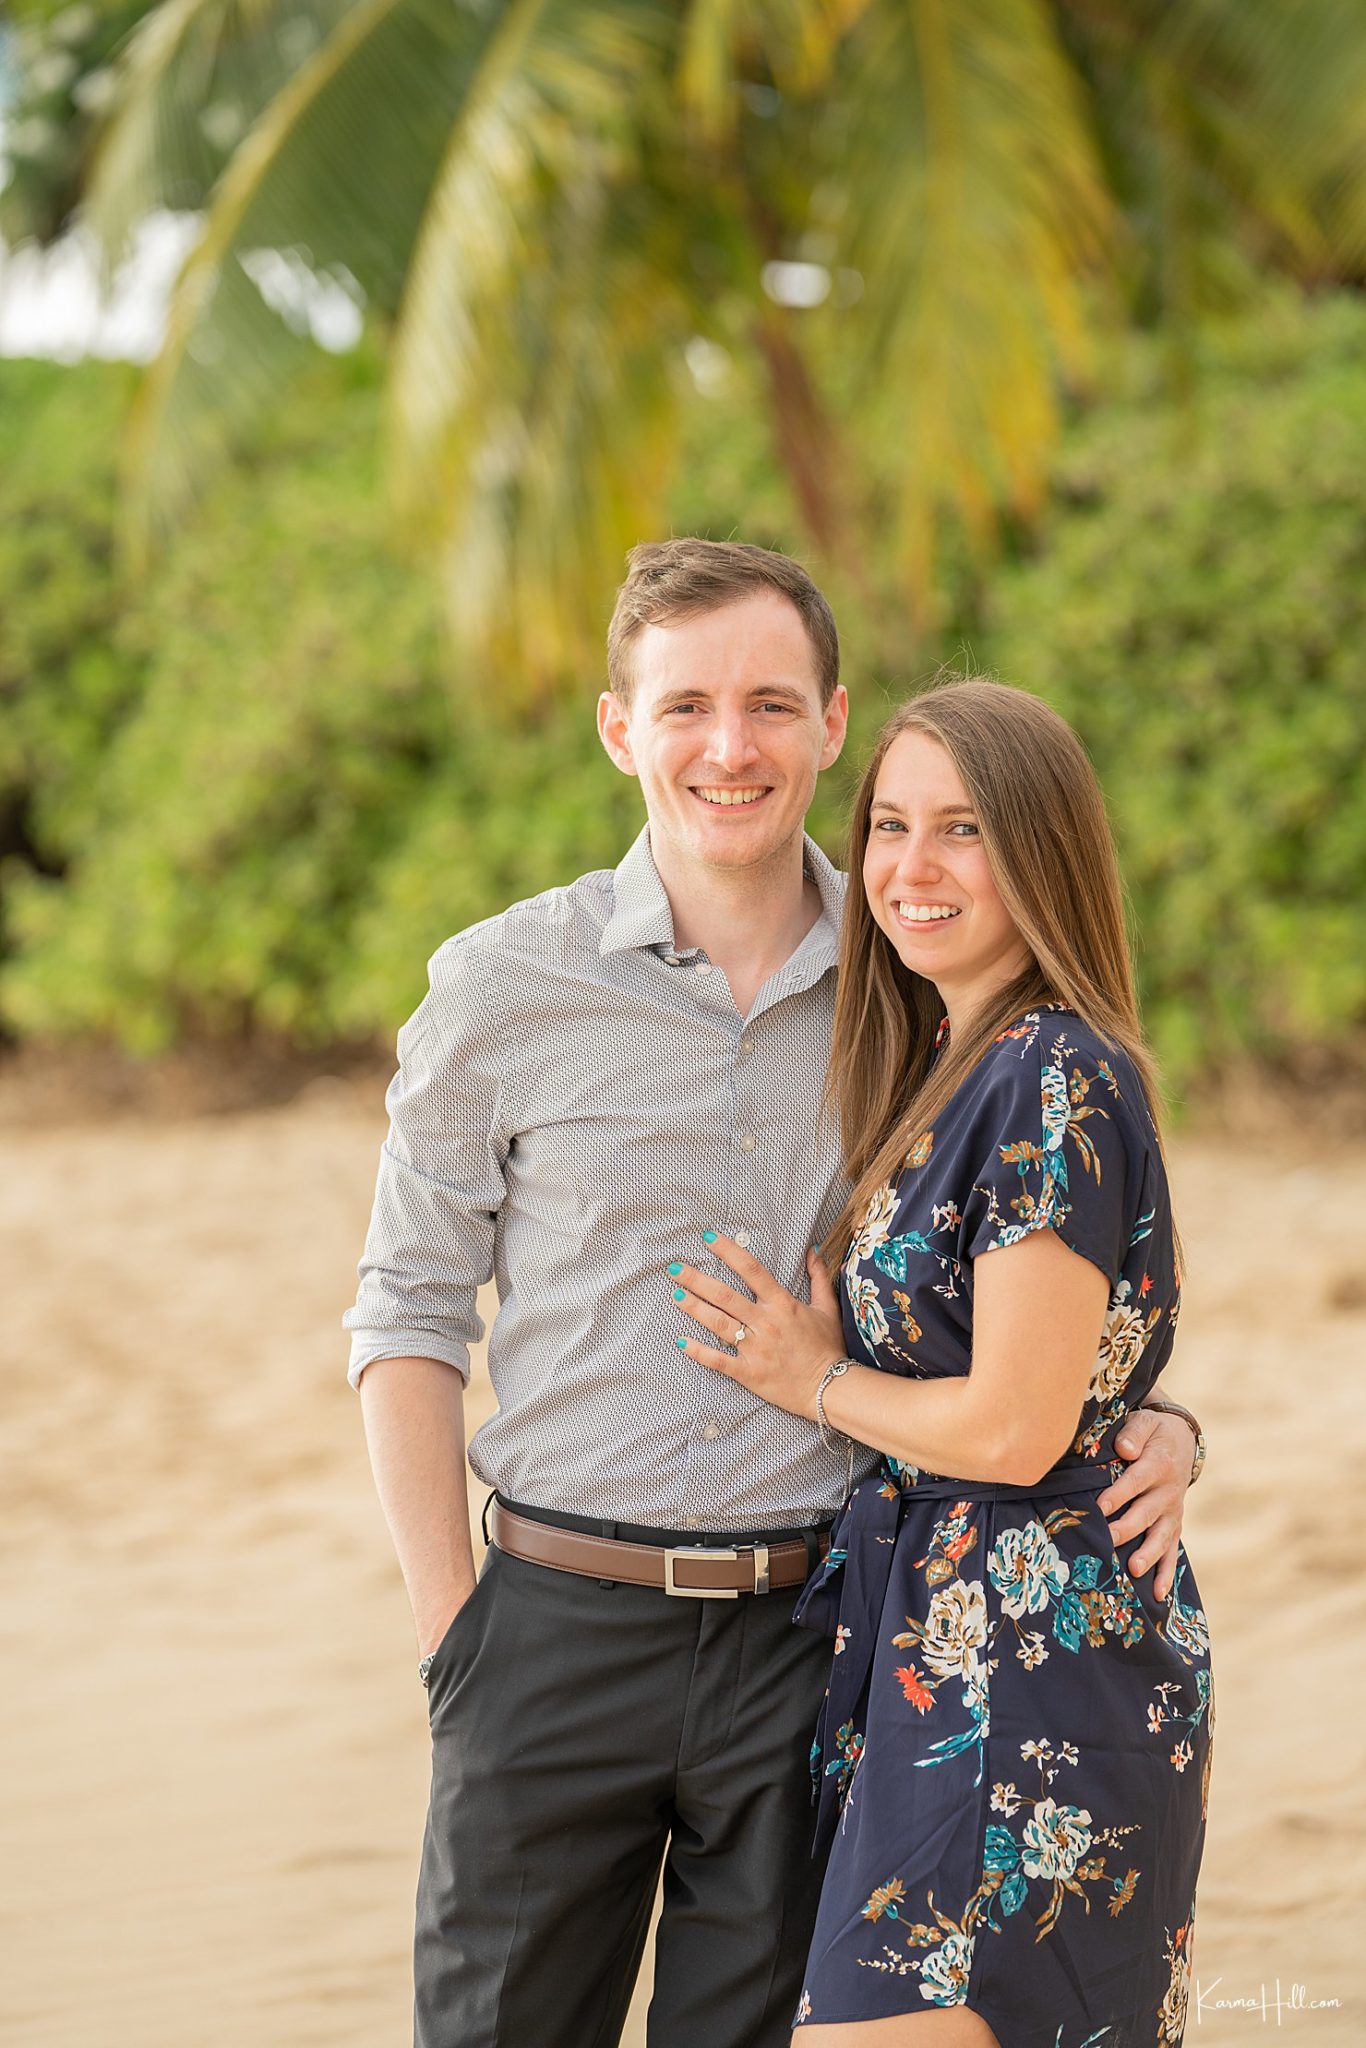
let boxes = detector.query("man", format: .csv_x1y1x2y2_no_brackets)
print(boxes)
345,539,1201,2048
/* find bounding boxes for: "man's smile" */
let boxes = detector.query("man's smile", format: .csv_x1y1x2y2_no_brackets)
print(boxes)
690,786,774,808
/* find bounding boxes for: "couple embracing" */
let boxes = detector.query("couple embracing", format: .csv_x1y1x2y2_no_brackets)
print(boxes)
346,538,1211,2048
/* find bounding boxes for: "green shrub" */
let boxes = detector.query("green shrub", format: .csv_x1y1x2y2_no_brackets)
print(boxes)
980,294,1366,1088
0,359,141,875
2,296,1364,1090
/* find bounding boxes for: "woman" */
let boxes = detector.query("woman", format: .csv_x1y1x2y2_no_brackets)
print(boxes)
669,678,1211,2047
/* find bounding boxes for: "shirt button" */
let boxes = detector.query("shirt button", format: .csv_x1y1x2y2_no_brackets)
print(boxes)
700,1421,721,1441
663,951,681,966
695,961,713,976
733,1229,751,1249
737,1131,756,1153
739,1035,754,1055
682,1516,703,1529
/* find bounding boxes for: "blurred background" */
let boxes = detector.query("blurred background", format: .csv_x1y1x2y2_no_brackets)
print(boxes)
1,3,1364,2043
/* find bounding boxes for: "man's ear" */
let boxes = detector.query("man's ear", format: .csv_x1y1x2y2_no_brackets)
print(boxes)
818,684,850,772
597,692,639,777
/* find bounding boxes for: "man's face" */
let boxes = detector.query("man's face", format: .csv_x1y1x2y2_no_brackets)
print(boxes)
597,591,848,875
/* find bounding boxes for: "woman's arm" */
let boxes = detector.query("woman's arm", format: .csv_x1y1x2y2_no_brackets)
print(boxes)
673,1229,1197,1597
820,1226,1108,1486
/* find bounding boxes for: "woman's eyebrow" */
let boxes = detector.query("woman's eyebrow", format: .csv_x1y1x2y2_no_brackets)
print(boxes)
869,799,976,817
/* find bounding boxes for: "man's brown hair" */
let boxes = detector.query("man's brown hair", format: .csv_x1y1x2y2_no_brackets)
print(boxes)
606,538,840,706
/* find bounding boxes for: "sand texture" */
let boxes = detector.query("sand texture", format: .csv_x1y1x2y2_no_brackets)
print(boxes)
2,1087,1363,2045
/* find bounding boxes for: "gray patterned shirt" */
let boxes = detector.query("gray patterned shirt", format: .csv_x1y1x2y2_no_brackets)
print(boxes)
344,826,879,1529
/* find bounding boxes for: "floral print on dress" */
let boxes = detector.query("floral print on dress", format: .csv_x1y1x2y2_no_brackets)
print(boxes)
792,1006,1210,2044
854,1740,1144,2000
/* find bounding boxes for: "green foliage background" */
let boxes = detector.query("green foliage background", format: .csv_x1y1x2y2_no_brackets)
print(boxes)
1,294,1364,1091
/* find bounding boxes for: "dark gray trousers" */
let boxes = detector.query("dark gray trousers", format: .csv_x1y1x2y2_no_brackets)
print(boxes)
414,1523,833,2048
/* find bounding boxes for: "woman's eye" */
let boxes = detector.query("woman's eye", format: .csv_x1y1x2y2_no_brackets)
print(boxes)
871,817,978,836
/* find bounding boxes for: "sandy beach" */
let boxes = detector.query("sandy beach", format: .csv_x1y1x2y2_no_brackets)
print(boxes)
3,1080,1363,2045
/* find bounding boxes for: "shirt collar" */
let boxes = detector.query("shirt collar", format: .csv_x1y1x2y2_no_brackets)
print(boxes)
801,835,846,963
600,824,846,973
599,827,679,955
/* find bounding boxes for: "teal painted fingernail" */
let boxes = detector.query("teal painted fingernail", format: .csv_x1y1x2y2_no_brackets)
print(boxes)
813,1242,823,1254
673,1288,686,1301
702,1230,718,1244
676,1336,688,1348
668,1262,683,1276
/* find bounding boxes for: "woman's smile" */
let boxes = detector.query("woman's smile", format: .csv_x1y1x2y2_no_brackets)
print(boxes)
890,898,963,926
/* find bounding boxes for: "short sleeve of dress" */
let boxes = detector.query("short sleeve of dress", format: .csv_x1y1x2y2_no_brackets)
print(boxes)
958,1025,1136,1288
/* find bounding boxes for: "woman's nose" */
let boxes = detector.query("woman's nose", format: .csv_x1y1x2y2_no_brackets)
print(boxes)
895,832,942,881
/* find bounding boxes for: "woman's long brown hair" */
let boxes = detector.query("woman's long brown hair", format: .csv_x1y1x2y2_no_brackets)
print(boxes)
823,675,1180,1272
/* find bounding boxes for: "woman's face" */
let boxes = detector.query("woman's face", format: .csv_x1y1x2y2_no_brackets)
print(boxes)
862,729,1032,1015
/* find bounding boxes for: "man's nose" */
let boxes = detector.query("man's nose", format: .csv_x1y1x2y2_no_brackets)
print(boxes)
703,715,761,771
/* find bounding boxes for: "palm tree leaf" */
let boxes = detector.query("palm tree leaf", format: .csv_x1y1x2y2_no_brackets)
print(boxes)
1153,0,1366,271
677,0,873,135
387,4,721,687
97,0,1366,678
122,0,520,551
829,0,1115,603
430,199,698,697
84,0,358,271
1057,0,1366,304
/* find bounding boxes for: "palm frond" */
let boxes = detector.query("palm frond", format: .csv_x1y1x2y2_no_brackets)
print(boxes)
388,3,714,689
830,0,1115,606
1154,0,1366,273
1057,0,1366,306
677,0,872,135
96,0,1366,681
122,0,515,552
84,0,357,271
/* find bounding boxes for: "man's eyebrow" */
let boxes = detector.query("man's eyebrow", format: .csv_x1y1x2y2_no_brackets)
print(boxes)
869,799,977,816
652,682,813,709
647,687,714,714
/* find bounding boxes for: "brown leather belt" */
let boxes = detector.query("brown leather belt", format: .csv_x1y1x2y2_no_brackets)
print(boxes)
489,1499,828,1598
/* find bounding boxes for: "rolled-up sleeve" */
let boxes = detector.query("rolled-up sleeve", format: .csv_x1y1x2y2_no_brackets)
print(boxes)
343,937,513,1389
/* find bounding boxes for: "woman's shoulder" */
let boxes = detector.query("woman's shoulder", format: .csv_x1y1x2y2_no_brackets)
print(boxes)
970,1002,1123,1074
966,1004,1153,1136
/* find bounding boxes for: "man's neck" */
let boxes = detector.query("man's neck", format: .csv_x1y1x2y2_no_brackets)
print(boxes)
649,826,823,1014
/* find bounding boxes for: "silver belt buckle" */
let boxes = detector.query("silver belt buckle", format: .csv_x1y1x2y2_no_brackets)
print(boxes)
662,1543,770,1598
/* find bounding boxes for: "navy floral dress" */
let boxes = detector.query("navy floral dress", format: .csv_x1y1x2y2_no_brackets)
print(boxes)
793,1004,1212,2046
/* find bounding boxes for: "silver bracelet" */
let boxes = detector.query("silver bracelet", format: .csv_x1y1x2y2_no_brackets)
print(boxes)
815,1358,854,1451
